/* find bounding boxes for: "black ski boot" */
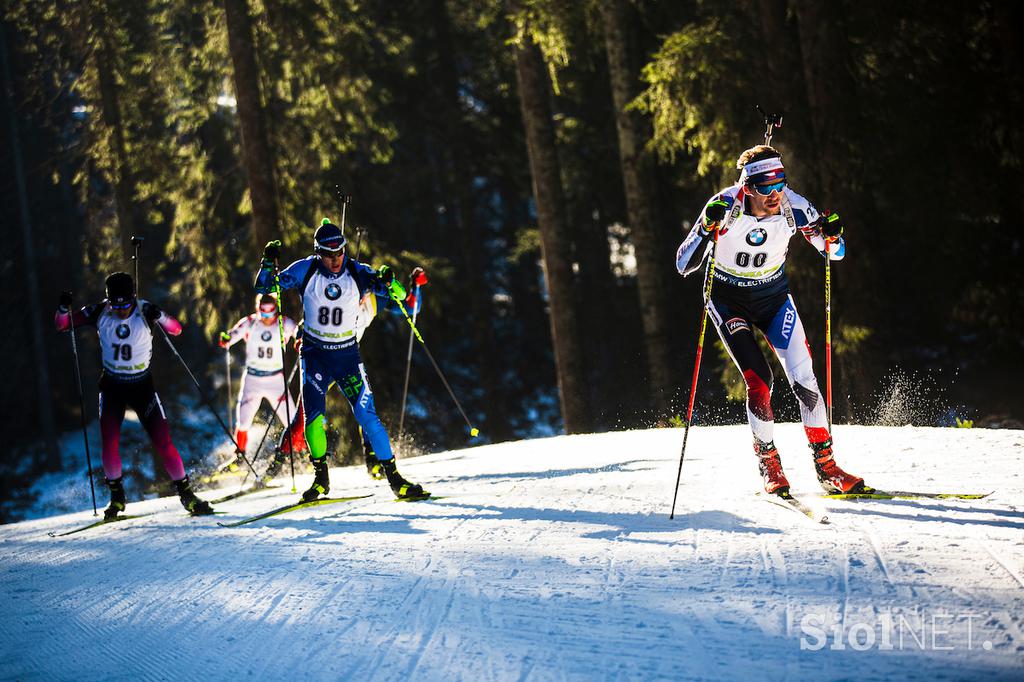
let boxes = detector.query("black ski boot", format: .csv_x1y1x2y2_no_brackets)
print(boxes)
104,477,127,520
381,458,428,500
260,448,288,486
301,456,330,503
174,476,215,515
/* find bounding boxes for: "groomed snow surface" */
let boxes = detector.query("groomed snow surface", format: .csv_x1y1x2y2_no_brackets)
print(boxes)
2,424,1022,681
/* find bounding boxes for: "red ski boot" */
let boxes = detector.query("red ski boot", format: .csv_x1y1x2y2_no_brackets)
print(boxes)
811,439,864,493
754,440,790,494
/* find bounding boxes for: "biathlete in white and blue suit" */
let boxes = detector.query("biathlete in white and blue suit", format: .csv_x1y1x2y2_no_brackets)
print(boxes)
676,145,865,496
255,219,428,501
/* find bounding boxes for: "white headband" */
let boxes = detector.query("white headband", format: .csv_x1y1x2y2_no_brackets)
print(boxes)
739,157,785,183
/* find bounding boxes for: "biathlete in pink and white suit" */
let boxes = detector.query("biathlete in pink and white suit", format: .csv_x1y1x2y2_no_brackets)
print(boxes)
55,272,214,518
218,293,306,461
676,145,866,495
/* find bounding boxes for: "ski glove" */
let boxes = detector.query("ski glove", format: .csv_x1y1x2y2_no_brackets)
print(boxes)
700,199,729,235
378,265,407,300
218,331,231,348
142,302,163,322
262,240,282,263
821,211,843,241
58,290,73,311
409,267,428,288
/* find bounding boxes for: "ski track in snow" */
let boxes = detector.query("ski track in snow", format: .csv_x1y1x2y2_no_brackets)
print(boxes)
1,424,1023,680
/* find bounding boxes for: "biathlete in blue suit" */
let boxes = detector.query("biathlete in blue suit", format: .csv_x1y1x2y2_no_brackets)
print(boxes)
255,219,428,501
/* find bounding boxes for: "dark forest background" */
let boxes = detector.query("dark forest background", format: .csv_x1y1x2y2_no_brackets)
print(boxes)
2,0,1022,511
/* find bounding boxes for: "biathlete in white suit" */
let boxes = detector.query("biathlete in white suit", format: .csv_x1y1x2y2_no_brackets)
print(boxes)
217,293,306,467
54,272,214,517
676,145,865,495
255,219,429,501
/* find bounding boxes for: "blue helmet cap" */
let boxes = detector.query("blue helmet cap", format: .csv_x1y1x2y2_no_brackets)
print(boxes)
313,218,346,253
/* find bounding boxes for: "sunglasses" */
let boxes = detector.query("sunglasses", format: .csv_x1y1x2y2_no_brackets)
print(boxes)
109,299,134,310
750,180,786,196
316,247,345,258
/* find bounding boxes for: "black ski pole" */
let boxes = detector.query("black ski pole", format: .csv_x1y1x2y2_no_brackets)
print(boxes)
64,294,98,516
397,281,421,446
156,325,261,480
389,291,479,438
250,360,300,473
273,286,298,494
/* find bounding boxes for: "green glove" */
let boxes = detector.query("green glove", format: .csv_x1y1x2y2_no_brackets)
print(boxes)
263,240,282,262
378,265,407,300
700,199,729,235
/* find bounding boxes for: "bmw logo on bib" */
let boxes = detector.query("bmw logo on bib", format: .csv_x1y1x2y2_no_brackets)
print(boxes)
746,228,768,247
325,283,342,301
116,324,130,339
261,330,273,342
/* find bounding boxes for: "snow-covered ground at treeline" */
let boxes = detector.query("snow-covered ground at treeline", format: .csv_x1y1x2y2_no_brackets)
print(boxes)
2,424,1023,680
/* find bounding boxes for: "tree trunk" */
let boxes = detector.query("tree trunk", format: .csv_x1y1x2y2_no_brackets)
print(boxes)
791,1,855,209
94,15,135,261
571,201,618,430
601,0,674,417
223,0,279,248
509,18,591,434
753,0,813,168
431,0,510,442
792,1,873,422
1,22,62,470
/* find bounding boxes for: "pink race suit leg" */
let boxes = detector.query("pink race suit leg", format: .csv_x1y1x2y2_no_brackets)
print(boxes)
98,389,126,480
134,389,186,481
